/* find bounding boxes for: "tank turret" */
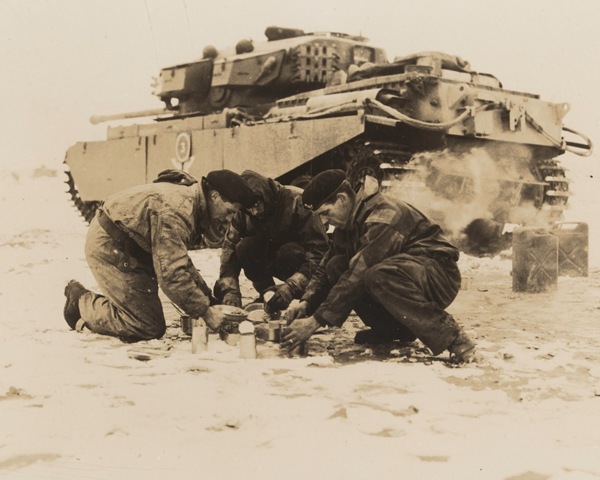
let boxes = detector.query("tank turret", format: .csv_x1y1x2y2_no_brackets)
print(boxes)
151,27,388,115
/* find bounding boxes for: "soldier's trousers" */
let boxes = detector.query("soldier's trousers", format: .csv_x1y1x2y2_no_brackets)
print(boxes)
78,218,166,342
236,236,305,291
326,253,462,355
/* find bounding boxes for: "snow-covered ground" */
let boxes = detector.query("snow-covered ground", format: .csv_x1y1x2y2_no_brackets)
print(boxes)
1,162,600,480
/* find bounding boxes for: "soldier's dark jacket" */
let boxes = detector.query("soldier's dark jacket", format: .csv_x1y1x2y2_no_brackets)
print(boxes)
219,171,329,295
103,179,213,319
302,176,459,327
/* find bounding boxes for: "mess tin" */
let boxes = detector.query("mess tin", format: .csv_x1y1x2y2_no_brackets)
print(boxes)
212,305,248,322
244,303,264,313
247,309,269,323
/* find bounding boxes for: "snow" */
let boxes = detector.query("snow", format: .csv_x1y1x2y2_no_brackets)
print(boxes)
1,166,600,480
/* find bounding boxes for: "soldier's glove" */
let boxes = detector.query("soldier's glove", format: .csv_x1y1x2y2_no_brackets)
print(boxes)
264,283,294,313
222,292,242,308
213,277,241,307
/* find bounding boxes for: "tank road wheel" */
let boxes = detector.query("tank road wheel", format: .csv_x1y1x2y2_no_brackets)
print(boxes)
346,154,385,189
64,168,101,224
344,141,413,189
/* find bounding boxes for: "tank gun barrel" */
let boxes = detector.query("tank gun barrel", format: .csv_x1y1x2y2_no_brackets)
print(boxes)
90,108,173,125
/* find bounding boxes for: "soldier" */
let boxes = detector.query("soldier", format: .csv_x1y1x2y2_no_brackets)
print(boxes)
215,170,329,313
282,169,478,363
63,169,254,342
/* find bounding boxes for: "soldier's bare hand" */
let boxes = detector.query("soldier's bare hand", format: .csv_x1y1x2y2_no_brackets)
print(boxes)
202,306,225,332
281,316,320,350
285,301,311,322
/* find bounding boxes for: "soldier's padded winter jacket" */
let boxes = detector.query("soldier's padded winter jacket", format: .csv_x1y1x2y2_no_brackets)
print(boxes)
219,171,329,296
103,180,212,319
302,176,459,327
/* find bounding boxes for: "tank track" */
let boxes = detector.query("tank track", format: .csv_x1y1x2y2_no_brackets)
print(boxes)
536,158,570,222
64,168,101,224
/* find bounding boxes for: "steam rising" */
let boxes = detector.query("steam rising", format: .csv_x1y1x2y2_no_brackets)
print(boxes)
386,146,550,248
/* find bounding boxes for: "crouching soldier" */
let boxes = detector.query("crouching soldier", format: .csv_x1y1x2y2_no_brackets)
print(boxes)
214,170,329,313
63,169,255,342
283,170,478,363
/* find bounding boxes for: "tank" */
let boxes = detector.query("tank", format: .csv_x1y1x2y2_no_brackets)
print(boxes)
64,26,593,254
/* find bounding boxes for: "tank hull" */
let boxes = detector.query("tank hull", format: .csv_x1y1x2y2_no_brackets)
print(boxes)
66,114,369,202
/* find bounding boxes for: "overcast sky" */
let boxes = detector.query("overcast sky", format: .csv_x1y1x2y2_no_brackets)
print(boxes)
1,0,598,170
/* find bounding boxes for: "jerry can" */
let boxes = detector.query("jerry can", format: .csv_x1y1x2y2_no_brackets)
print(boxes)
512,227,558,292
551,222,589,277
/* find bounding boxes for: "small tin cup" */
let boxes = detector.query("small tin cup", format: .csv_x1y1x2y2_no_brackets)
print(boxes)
191,319,208,354
181,315,192,335
289,342,307,357
268,321,282,343
239,333,257,359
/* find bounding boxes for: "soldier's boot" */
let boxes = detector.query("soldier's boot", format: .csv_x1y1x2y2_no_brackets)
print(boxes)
63,280,89,330
448,326,479,364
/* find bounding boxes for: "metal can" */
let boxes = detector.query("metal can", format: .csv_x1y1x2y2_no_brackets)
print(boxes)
512,226,558,292
268,321,282,343
551,222,589,277
289,342,307,357
191,319,208,354
239,333,257,359
181,315,192,335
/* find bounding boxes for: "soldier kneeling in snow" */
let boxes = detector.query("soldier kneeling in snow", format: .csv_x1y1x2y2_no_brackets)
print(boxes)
282,170,478,363
63,169,254,342
214,170,329,313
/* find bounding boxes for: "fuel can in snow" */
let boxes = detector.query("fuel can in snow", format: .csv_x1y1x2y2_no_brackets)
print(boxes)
512,227,558,292
551,222,589,277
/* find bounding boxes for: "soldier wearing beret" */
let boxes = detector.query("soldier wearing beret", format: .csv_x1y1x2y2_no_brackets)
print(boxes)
63,169,254,342
214,170,329,313
283,169,478,363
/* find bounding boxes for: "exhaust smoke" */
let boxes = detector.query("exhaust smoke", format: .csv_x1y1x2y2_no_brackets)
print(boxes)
386,146,550,254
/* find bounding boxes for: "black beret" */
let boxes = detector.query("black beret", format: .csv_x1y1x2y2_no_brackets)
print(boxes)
302,170,347,210
205,170,254,208
153,169,198,186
